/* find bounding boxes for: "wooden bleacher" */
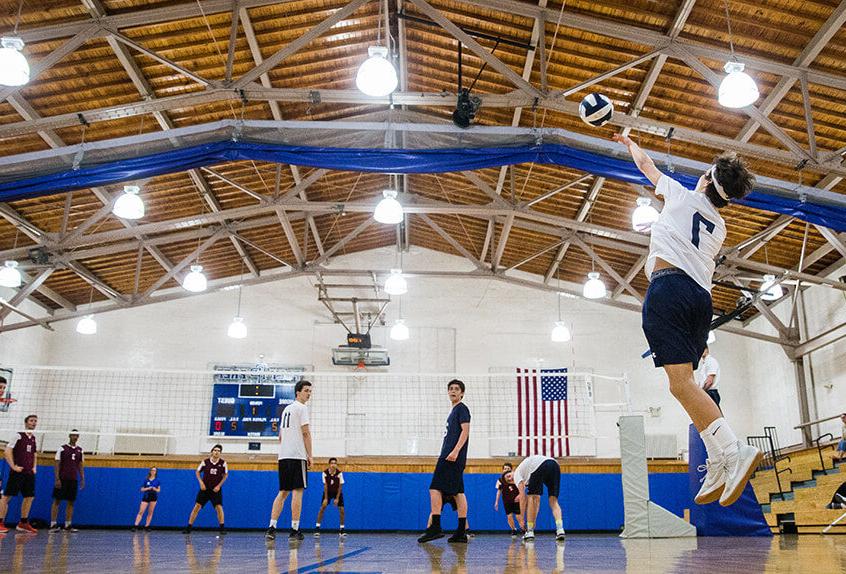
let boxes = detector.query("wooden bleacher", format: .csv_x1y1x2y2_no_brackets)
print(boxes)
751,441,846,534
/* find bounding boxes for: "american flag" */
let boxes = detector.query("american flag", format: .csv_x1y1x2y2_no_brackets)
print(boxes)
517,368,569,457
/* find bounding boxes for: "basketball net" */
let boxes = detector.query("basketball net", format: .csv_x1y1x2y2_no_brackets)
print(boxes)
352,360,368,383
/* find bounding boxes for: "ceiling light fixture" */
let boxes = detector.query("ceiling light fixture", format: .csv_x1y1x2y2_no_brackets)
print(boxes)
583,271,607,299
384,268,407,295
75,315,97,335
0,260,22,288
183,264,208,293
374,189,403,224
112,185,145,220
390,318,410,341
759,274,784,301
717,1,758,108
631,197,659,232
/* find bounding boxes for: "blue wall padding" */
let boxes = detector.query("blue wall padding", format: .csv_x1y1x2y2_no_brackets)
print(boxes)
1,141,843,231
688,424,772,536
0,464,690,532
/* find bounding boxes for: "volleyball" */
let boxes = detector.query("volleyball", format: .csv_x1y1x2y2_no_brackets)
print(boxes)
579,93,614,127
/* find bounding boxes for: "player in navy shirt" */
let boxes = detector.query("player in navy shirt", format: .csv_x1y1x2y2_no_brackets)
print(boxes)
50,429,85,532
418,379,471,544
0,414,39,534
183,444,228,534
133,467,161,531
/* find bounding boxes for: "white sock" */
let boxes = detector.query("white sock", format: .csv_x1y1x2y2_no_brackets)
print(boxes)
703,418,738,454
292,520,300,531
340,524,344,529
50,521,56,527
269,519,277,528
65,521,70,528
699,426,722,459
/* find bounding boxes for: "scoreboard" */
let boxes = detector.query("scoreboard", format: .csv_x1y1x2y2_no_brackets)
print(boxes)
209,364,299,438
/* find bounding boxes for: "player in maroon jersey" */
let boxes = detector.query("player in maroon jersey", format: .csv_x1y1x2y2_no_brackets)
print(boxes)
0,414,39,533
183,444,228,534
314,457,345,537
494,470,524,537
49,429,85,532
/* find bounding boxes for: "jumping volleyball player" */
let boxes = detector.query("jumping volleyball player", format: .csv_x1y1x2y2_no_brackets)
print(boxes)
613,133,760,506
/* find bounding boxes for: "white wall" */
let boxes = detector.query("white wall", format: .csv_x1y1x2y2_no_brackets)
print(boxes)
0,247,800,457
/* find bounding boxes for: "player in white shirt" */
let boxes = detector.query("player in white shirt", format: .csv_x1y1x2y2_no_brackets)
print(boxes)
614,133,759,508
512,455,565,542
697,347,721,409
266,380,312,541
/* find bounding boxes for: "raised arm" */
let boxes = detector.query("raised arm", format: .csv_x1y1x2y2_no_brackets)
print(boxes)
613,133,662,187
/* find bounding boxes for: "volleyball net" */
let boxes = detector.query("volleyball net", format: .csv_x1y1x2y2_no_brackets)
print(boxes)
0,365,630,458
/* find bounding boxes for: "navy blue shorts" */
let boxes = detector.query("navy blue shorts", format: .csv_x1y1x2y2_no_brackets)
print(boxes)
430,458,465,496
642,269,712,370
526,459,560,498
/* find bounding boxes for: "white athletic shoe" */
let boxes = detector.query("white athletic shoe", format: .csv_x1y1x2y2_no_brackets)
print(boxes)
719,442,763,507
555,529,566,541
694,457,727,505
522,530,535,542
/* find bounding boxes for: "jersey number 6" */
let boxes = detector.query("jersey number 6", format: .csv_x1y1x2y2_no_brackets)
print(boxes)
691,212,716,249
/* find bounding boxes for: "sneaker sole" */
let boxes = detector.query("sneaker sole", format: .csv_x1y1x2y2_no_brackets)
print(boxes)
694,483,725,505
720,451,763,507
417,533,445,543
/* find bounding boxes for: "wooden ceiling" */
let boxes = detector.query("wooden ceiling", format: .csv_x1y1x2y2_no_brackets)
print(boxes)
0,0,844,326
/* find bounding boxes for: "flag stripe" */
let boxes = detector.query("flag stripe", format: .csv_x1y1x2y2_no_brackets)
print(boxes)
532,370,539,455
516,368,523,457
557,399,563,457
541,373,547,457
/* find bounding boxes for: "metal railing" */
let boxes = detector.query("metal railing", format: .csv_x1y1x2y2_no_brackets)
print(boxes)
748,432,792,499
815,432,835,471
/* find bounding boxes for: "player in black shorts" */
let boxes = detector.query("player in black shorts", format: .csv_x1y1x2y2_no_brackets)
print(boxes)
495,469,524,536
50,429,85,532
314,457,346,537
183,445,228,534
418,379,471,544
133,467,161,531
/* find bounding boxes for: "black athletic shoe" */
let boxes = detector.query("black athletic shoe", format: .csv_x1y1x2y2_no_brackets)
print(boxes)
289,529,304,540
447,531,468,543
417,528,444,543
64,525,79,533
182,526,192,534
511,529,518,537
144,526,151,532
131,526,138,532
265,527,276,540
218,529,227,536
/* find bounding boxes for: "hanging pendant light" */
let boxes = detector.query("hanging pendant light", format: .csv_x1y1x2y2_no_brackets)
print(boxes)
75,315,97,335
390,319,410,341
583,271,607,299
551,321,571,343
0,37,29,87
183,264,208,293
0,260,22,288
631,197,659,232
113,185,145,220
719,61,759,108
759,274,783,301
374,189,403,224
356,45,398,97
384,268,407,295
227,316,247,339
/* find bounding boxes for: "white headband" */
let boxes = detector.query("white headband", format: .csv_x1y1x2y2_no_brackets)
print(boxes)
710,165,729,201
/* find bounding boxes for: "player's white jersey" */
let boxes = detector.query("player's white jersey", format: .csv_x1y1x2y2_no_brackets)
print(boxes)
646,174,726,292
278,400,310,460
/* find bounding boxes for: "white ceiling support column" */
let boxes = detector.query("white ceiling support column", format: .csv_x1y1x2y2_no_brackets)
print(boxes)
733,2,846,144
814,225,846,260
542,176,605,283
0,24,101,104
276,208,305,267
418,214,486,270
493,0,548,199
611,254,647,299
139,229,229,301
461,172,511,207
0,268,55,321
307,218,376,268
491,213,515,270
239,7,325,256
407,0,544,99
233,0,371,88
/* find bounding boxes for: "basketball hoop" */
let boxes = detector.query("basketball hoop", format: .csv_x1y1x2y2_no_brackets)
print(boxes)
352,360,368,383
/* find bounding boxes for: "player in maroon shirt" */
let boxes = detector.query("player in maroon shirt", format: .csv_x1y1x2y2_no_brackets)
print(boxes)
50,429,85,532
314,457,345,537
183,444,228,534
495,470,524,536
0,414,39,534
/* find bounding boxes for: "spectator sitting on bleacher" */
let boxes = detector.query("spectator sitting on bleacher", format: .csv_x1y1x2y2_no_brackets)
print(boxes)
825,481,846,510
833,414,846,462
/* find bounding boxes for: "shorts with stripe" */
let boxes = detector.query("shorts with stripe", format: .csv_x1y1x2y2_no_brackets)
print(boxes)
278,458,308,491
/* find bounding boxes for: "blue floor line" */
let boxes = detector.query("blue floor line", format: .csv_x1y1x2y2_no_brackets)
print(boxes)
294,546,372,574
